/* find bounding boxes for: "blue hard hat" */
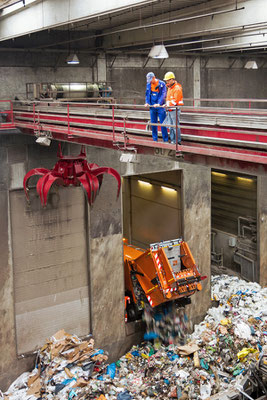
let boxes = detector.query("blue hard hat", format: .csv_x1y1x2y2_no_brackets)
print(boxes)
146,72,155,83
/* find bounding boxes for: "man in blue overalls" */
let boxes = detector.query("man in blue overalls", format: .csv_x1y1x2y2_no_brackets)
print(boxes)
145,72,168,142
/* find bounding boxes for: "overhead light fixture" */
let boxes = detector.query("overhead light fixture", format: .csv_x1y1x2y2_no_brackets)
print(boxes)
148,44,169,59
212,171,227,177
35,130,52,146
244,61,258,69
120,152,137,163
237,176,254,182
138,180,152,187
66,53,80,65
161,185,176,193
36,136,51,146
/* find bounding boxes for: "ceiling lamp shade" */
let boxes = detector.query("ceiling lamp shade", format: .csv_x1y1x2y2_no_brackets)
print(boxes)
148,44,169,59
66,53,80,65
244,60,258,69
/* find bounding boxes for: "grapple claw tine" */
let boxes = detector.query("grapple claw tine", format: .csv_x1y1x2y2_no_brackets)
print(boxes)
41,174,64,206
77,173,92,205
91,167,121,199
23,168,49,200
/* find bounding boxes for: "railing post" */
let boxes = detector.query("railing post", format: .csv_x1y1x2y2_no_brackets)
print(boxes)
175,106,178,152
33,103,36,125
10,101,14,125
67,103,70,135
112,104,115,142
123,117,127,148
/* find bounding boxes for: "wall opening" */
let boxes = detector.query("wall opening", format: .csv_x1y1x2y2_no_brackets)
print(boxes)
211,169,257,281
122,170,182,247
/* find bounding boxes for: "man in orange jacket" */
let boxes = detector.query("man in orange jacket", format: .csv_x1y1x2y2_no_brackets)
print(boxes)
163,71,184,144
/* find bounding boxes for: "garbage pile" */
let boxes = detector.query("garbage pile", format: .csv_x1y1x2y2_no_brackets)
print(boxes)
2,329,109,400
2,275,267,400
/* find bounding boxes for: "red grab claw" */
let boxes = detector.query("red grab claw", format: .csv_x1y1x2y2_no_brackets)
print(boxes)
23,145,121,207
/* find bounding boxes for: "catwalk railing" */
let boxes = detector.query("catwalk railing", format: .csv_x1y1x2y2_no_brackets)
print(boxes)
1,98,267,164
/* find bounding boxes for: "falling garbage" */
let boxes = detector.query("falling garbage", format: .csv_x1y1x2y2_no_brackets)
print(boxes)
1,275,267,400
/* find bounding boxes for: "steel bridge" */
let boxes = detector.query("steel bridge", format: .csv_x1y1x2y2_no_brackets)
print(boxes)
1,98,267,171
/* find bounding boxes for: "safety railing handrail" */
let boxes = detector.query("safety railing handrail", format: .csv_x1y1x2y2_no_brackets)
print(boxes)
12,98,267,111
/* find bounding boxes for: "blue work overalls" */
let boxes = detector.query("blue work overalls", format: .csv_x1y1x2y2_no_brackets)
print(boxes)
145,80,168,142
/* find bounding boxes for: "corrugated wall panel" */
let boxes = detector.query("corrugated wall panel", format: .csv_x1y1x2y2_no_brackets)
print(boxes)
211,171,257,235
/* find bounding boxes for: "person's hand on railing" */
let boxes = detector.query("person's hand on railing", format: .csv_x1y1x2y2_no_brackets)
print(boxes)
153,103,160,107
144,103,149,107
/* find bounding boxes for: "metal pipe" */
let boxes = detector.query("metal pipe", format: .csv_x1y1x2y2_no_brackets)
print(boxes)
34,6,244,50
165,30,267,50
176,38,267,53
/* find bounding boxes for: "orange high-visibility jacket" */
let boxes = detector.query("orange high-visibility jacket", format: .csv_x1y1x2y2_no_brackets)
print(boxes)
166,81,184,107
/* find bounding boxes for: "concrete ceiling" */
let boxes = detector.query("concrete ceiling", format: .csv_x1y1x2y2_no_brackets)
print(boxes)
0,0,266,57
0,0,20,8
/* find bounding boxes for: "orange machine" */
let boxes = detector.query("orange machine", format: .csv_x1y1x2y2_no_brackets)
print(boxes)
124,238,205,311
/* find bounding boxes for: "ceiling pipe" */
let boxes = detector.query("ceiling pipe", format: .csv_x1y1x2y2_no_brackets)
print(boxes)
33,6,244,50
103,21,267,51
175,39,267,53
164,30,267,50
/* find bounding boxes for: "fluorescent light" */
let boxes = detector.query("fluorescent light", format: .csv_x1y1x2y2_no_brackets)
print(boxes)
212,172,227,177
138,180,152,186
237,176,254,182
244,61,258,69
161,185,176,192
148,44,169,59
36,136,51,146
66,53,80,65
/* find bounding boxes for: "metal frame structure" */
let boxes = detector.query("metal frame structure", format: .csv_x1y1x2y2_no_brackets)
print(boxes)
1,98,267,168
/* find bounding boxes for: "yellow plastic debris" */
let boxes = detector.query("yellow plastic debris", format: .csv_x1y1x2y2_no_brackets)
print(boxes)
220,318,231,326
237,348,257,361
141,353,149,359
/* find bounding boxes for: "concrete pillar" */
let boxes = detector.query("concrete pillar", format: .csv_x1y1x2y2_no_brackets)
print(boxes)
257,176,267,286
193,57,201,107
182,163,211,325
97,53,107,82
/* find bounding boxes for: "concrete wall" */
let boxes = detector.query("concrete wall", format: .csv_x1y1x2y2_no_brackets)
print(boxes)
0,66,93,100
0,134,59,391
107,54,267,105
182,163,211,325
1,53,267,103
201,68,267,106
258,176,267,287
0,135,213,391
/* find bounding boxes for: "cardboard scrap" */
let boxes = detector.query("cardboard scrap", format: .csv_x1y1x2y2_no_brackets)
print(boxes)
27,376,41,397
177,341,199,356
73,378,88,388
27,371,40,388
65,367,74,378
